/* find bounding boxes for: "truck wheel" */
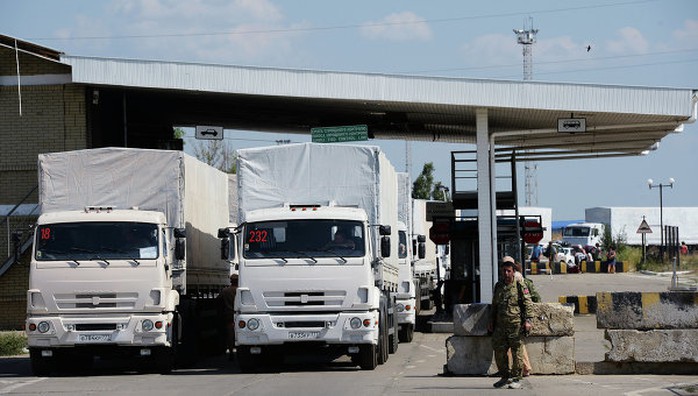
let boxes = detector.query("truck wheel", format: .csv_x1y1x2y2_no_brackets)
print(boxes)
29,349,53,376
389,307,398,353
378,301,389,364
398,323,414,343
357,344,378,370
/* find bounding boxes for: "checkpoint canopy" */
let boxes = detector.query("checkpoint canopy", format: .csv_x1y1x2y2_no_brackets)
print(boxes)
15,47,691,302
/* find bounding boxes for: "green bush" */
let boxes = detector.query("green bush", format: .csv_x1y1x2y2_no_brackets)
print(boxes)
0,332,27,356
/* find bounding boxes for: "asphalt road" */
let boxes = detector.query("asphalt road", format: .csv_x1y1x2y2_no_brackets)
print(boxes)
1,272,696,395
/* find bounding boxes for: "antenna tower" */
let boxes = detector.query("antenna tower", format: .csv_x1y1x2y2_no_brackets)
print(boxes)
514,18,539,206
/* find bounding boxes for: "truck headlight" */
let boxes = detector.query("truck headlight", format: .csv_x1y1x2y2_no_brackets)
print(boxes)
349,317,362,329
142,319,154,332
396,303,405,313
37,321,50,333
247,318,260,331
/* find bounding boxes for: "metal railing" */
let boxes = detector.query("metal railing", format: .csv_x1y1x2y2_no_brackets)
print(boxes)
1,185,39,275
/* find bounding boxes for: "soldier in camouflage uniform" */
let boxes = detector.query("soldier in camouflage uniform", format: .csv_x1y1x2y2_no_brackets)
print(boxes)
488,256,534,389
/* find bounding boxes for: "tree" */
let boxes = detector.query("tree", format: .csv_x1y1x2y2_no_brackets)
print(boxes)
412,163,435,199
412,162,448,200
432,181,448,202
192,139,237,174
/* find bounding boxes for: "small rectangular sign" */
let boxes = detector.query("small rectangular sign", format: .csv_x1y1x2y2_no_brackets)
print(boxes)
195,125,224,140
311,125,368,143
426,201,454,221
557,118,586,133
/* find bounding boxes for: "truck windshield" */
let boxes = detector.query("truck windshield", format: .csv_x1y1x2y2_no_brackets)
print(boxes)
243,219,365,259
563,227,590,237
398,230,408,259
35,222,159,261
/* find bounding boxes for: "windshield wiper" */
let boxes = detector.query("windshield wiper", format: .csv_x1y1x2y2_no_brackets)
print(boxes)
101,246,140,265
292,251,318,263
70,247,110,266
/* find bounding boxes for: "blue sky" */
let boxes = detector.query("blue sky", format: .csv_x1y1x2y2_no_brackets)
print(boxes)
3,0,698,220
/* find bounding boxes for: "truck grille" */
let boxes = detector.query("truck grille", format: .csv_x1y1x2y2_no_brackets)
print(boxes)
75,323,117,331
283,321,325,328
263,291,346,308
54,292,138,310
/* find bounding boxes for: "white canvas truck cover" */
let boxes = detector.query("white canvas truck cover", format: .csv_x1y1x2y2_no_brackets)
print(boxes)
237,142,400,265
37,147,230,290
397,172,412,232
237,143,397,227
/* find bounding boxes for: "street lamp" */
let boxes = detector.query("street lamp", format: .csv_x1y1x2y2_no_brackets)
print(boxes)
647,178,674,260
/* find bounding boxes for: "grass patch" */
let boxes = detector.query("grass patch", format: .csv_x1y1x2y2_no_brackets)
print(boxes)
0,332,27,356
625,246,698,273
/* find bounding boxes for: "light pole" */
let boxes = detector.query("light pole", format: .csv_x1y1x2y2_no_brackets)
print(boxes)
647,178,674,261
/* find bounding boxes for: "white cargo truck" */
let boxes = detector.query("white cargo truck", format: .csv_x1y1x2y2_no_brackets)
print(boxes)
26,148,230,375
562,222,605,247
395,173,416,342
586,207,698,247
411,199,447,313
224,143,399,371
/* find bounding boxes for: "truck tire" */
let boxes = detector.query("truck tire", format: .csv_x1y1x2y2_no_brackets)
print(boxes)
398,323,414,343
389,301,398,354
357,344,378,370
378,299,389,364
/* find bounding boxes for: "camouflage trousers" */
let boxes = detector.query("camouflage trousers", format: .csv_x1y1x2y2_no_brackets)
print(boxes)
492,323,524,379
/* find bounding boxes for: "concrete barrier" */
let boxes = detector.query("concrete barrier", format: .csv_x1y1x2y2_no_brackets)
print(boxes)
596,291,698,372
605,329,698,363
446,303,574,375
527,261,627,275
558,295,597,314
596,291,698,329
445,335,576,375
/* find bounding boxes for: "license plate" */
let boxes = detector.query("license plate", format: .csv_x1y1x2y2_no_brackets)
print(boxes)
288,331,320,340
78,334,111,343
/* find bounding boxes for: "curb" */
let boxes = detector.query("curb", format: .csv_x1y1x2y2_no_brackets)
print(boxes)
576,361,698,375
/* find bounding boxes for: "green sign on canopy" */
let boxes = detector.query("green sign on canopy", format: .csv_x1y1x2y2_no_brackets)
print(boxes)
311,124,368,143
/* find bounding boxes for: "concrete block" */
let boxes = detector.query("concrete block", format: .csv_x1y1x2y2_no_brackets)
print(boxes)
597,291,698,329
605,329,698,363
529,303,575,337
558,295,597,314
453,304,490,336
445,335,497,375
526,336,576,374
453,303,573,337
445,335,575,375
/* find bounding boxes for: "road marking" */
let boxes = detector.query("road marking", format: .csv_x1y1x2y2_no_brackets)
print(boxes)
419,344,441,353
0,378,46,394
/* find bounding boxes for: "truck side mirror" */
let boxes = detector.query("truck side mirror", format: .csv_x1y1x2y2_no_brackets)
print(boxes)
175,239,186,260
174,228,186,238
379,225,391,236
218,228,230,238
381,236,391,258
418,243,426,259
220,238,230,260
417,235,426,243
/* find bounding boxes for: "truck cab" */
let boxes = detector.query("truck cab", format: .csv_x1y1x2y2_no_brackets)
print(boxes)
26,207,183,374
562,222,605,247
229,203,397,371
395,221,416,342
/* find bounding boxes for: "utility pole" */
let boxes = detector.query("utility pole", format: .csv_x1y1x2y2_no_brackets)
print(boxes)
514,18,539,206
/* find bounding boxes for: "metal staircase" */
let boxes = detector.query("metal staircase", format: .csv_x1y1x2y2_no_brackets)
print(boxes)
0,186,39,276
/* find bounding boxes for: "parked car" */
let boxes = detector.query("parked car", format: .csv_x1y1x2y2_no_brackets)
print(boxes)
556,246,575,267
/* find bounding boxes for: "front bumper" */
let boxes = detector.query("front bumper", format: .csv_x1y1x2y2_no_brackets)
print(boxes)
396,297,416,325
235,311,379,346
26,313,173,349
